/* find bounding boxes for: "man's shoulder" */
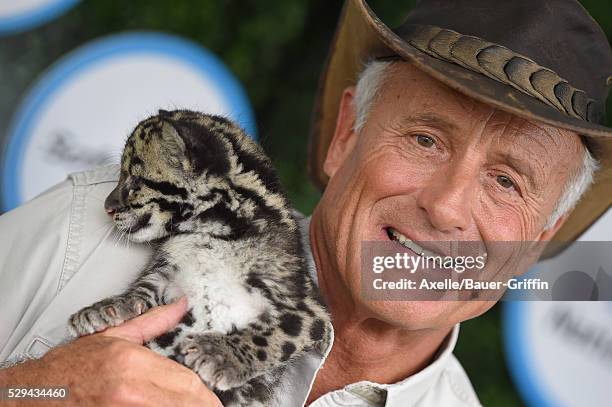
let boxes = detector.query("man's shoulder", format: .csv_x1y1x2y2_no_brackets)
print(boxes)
1,164,119,224
0,164,123,290
0,165,146,365
68,164,120,186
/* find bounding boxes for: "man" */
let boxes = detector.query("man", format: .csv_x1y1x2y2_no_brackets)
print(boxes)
1,0,610,406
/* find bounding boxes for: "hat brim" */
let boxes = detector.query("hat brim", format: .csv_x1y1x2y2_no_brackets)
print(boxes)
308,0,612,258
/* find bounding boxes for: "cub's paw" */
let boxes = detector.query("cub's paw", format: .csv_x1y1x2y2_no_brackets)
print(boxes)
179,333,249,391
68,296,149,337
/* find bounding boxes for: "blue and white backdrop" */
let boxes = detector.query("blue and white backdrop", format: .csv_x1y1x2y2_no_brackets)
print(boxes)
0,4,610,407
1,32,256,211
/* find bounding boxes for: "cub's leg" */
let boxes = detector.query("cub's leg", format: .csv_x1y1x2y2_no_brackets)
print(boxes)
215,369,284,407
178,298,331,391
68,256,175,336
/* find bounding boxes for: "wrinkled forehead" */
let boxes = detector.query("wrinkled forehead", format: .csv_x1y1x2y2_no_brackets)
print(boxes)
375,62,585,163
488,115,584,157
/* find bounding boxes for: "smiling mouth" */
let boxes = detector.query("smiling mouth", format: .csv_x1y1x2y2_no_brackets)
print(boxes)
385,227,444,258
385,227,489,265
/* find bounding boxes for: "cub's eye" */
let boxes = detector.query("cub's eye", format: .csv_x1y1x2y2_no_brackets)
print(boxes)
127,176,142,190
496,175,515,189
415,134,435,148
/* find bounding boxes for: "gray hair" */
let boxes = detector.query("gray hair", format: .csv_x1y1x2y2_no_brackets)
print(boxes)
353,59,598,230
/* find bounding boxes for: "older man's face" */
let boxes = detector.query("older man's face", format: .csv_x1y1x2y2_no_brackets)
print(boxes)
318,62,585,329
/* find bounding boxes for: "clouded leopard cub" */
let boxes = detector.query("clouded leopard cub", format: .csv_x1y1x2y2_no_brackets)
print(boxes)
68,109,331,406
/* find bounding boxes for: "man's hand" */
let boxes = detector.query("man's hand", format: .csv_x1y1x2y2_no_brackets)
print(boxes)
0,298,222,406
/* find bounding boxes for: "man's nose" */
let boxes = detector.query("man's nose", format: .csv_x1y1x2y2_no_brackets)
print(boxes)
416,165,475,234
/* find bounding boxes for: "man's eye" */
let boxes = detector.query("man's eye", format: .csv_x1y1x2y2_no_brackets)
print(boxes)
415,134,435,148
496,175,515,189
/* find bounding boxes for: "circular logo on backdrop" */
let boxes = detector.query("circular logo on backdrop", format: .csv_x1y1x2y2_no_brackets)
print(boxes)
503,209,612,407
1,32,256,211
504,302,612,407
0,0,79,35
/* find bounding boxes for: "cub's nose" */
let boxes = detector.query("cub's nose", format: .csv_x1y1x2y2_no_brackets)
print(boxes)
104,187,122,215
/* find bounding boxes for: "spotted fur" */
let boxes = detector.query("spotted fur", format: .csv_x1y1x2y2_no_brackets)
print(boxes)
68,109,331,406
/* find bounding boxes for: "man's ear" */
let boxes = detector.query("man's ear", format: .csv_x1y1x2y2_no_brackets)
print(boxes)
323,86,360,179
535,214,569,242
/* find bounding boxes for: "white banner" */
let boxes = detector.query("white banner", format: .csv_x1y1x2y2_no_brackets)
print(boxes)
0,0,79,35
1,32,256,211
504,209,612,407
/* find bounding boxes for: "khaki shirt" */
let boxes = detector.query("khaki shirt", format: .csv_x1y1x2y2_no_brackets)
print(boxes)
0,165,482,407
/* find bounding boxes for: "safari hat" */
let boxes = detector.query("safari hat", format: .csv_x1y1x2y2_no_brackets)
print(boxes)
308,0,612,255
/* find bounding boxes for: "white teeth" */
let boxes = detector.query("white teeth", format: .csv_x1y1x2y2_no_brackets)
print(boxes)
388,228,443,258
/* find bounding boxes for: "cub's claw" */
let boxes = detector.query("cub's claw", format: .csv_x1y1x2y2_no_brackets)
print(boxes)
68,296,149,337
179,334,248,391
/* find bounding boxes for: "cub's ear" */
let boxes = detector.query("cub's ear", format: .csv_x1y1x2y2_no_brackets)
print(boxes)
160,121,189,171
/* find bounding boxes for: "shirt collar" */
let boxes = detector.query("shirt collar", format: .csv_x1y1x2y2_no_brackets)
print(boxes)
295,211,461,406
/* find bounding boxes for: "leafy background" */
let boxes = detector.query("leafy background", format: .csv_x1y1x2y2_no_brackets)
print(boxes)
0,1,609,405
